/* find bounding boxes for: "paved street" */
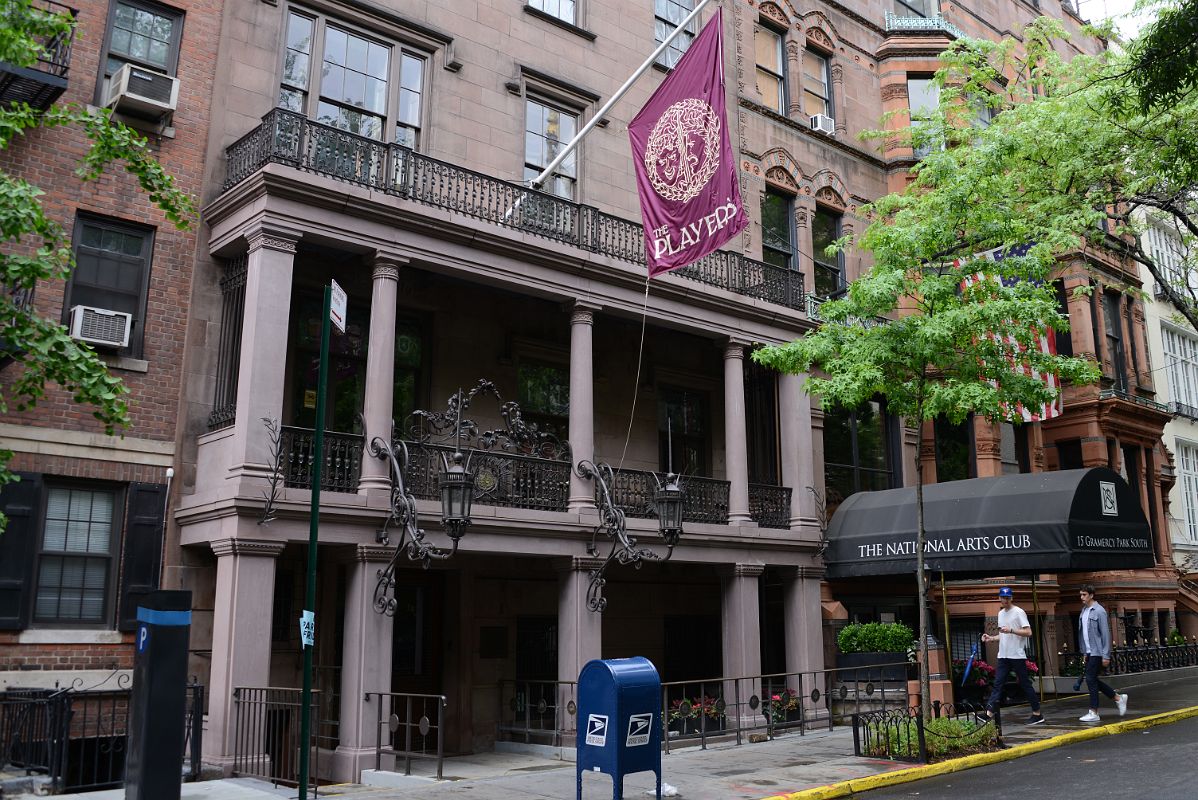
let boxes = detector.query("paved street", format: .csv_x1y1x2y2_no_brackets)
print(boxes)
858,713,1198,800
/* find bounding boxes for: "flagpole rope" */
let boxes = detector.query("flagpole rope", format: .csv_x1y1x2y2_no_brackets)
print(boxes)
616,277,652,475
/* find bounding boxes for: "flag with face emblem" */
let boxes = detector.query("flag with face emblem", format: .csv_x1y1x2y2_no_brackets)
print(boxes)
628,8,748,276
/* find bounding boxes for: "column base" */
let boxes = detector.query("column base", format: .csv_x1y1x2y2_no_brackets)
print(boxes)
332,745,384,784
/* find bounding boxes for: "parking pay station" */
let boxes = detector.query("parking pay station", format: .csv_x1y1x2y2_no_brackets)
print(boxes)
576,657,662,799
126,590,192,800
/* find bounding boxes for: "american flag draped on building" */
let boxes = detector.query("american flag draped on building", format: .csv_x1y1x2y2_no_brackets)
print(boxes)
958,244,1063,422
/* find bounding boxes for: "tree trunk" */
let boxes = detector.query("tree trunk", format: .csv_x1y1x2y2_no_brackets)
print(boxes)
915,421,932,720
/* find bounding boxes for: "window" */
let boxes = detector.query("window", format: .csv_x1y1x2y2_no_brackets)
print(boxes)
659,386,708,476
1053,281,1074,357
65,216,154,358
99,0,183,98
1000,423,1031,474
894,0,938,17
1164,326,1198,416
803,49,832,118
812,207,843,296
1102,292,1128,391
518,359,569,439
1144,221,1187,288
1176,442,1198,544
755,25,785,113
279,10,427,146
761,188,794,269
906,76,939,158
934,416,974,482
35,487,118,624
823,400,895,508
654,0,695,69
528,0,576,25
524,97,578,200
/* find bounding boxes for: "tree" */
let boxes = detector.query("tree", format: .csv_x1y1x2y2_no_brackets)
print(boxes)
1,2,194,526
1129,0,1198,110
753,18,1102,718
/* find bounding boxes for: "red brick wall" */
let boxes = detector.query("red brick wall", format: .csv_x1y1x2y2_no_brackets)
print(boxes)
0,0,221,443
0,636,135,672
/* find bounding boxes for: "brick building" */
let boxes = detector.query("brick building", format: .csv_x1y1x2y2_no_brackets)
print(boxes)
0,0,220,690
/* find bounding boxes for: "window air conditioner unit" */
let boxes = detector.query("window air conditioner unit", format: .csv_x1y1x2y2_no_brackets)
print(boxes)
103,63,179,119
810,114,836,135
1154,283,1170,300
69,306,132,349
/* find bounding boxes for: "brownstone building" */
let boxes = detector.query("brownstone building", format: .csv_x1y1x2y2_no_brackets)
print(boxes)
0,0,221,692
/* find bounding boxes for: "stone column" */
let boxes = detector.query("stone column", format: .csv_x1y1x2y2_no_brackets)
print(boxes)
722,563,763,723
229,225,300,480
778,372,817,533
568,303,599,512
724,341,752,524
204,539,286,769
830,64,847,135
783,566,826,676
333,545,395,781
785,41,801,117
558,557,604,727
795,201,816,304
359,256,404,494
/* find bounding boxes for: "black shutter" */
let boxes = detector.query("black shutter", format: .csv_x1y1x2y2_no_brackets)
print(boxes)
0,473,42,630
117,482,167,631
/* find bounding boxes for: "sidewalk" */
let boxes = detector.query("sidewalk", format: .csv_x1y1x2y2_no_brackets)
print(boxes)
24,670,1198,800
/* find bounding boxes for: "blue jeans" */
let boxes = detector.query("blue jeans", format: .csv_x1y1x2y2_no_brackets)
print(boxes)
985,657,1040,714
1084,655,1118,709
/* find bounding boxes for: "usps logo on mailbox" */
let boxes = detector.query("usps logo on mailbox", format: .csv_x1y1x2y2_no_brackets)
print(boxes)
585,714,609,746
626,713,652,747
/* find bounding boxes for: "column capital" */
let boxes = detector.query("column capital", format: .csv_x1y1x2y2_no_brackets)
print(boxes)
350,544,395,564
372,252,408,280
727,562,765,578
245,224,301,255
558,555,605,573
210,538,286,558
571,301,600,326
722,340,750,360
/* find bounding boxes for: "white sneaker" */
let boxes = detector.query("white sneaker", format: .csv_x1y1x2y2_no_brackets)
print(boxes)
1079,711,1101,722
1117,693,1128,717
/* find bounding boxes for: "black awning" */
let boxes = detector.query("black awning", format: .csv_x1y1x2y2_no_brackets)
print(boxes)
824,468,1154,579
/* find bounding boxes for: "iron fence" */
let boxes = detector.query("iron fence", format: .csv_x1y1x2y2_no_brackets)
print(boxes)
851,702,996,764
223,109,806,313
748,483,792,529
497,680,576,747
404,441,572,512
280,426,363,493
366,691,447,780
231,686,321,791
0,681,203,794
605,469,731,525
1059,642,1198,677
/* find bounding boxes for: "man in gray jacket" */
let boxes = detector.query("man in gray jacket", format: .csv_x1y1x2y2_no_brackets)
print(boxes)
1077,584,1128,722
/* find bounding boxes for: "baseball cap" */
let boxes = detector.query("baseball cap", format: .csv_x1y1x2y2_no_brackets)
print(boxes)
998,587,1013,598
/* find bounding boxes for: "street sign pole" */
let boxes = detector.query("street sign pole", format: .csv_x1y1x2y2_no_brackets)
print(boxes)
297,283,333,800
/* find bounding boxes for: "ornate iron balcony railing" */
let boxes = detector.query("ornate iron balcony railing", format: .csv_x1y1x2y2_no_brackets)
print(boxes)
749,483,792,529
884,12,966,40
1098,387,1169,413
224,109,806,312
280,426,363,493
0,1,75,110
401,440,572,513
603,469,730,525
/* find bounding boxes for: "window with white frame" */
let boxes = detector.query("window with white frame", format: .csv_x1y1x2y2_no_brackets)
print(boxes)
755,25,785,113
804,49,832,118
654,0,694,68
907,75,939,158
1164,325,1198,416
278,10,427,146
35,487,118,624
894,0,938,16
1176,441,1198,544
1144,221,1187,287
528,0,576,24
524,97,578,200
99,0,184,101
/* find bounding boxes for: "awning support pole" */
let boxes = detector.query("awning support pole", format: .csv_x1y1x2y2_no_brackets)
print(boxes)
1031,574,1044,706
940,572,952,684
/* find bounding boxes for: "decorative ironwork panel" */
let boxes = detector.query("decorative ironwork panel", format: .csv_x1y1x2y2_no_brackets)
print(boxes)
605,469,729,524
402,441,570,512
281,426,363,493
207,255,247,430
884,13,967,39
222,111,811,313
749,483,792,529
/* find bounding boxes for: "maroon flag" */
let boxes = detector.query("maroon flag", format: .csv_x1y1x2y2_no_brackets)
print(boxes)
629,8,748,277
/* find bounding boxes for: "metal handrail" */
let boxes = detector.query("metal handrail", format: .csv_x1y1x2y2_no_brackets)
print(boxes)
366,691,447,780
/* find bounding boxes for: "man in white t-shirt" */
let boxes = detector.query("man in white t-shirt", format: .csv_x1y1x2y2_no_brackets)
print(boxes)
979,586,1045,725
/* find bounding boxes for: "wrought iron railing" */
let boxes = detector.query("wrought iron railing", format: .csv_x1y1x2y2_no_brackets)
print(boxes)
366,691,447,779
1098,387,1169,413
852,702,996,764
207,256,247,431
0,1,75,109
497,680,576,748
1168,400,1198,421
603,468,730,525
883,12,967,39
749,483,792,529
402,440,572,512
231,686,321,790
280,426,363,493
223,109,806,312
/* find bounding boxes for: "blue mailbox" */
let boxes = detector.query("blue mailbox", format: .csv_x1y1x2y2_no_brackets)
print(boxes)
576,657,662,800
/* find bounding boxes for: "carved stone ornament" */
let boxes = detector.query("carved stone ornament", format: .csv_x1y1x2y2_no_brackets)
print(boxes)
881,83,909,102
759,3,789,28
806,27,834,52
815,186,846,209
247,231,298,254
766,167,799,193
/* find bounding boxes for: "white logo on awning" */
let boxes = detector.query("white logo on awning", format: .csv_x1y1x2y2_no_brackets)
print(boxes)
1099,481,1118,516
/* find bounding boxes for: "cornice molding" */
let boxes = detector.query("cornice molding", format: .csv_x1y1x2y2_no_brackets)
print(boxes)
210,538,287,558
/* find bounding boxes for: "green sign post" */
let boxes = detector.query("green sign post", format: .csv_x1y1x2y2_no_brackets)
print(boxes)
297,280,343,799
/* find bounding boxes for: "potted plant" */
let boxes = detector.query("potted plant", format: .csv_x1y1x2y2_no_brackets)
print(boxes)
835,622,915,681
951,657,996,705
666,695,725,737
765,687,801,730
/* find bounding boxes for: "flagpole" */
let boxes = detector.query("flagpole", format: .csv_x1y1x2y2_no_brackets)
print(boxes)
529,0,715,191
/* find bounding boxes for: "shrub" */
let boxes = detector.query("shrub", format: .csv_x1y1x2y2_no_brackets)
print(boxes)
864,715,997,760
1167,628,1186,646
837,622,916,654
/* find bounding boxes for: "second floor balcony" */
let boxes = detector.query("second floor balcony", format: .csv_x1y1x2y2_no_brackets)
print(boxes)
0,1,75,110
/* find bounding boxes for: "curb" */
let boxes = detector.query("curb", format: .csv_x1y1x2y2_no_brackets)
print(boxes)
761,705,1198,800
